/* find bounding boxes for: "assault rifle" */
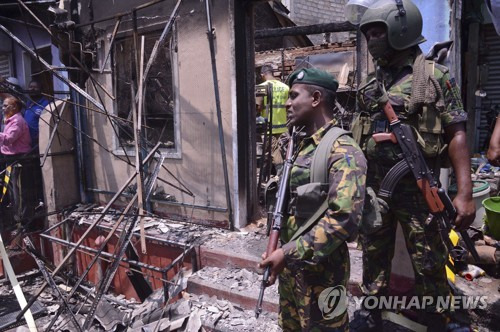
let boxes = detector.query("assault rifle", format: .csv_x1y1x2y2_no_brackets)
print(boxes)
255,126,298,318
374,101,480,263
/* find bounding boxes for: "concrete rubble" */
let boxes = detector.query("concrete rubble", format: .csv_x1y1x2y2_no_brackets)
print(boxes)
69,204,228,247
0,199,499,331
192,266,278,298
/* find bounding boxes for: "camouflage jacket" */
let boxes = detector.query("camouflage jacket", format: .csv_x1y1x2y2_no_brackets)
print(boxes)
355,48,467,167
357,48,467,130
281,120,367,267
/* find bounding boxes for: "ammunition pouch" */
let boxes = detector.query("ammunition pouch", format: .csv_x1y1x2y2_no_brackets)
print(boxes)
264,176,279,212
293,182,329,223
416,105,444,159
359,187,388,234
351,113,373,145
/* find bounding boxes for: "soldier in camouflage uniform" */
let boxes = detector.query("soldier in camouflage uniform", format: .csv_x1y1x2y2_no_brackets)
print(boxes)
259,68,367,331
350,1,476,331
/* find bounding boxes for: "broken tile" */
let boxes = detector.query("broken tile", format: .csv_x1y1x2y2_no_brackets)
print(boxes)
207,306,219,314
169,316,188,330
185,308,202,332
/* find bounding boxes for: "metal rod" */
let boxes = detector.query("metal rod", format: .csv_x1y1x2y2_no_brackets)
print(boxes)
44,92,153,129
255,21,357,39
146,156,165,201
40,101,67,167
74,0,168,28
66,193,138,300
45,194,140,329
156,175,193,196
44,217,72,233
15,0,115,101
0,0,56,7
0,24,105,112
0,16,43,29
142,0,182,87
100,16,122,73
81,213,142,329
136,36,147,254
40,233,165,273
24,238,83,332
15,142,162,321
159,165,194,196
0,150,73,164
71,217,192,248
205,0,234,230
85,187,228,213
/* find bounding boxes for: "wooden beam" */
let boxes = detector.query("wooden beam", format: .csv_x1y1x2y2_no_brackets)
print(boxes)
255,21,356,39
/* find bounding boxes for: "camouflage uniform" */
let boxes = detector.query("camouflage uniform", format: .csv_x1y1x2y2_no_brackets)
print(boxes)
279,119,367,331
355,48,468,309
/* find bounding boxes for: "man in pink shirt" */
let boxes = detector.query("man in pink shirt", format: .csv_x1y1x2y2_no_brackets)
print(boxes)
0,96,34,246
0,96,32,155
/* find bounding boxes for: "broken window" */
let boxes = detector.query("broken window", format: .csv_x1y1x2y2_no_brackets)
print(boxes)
113,30,178,153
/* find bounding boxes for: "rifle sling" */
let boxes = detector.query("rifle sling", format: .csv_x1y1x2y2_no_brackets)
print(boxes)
289,127,349,242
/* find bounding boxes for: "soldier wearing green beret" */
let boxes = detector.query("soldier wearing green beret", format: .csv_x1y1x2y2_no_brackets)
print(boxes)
350,0,475,331
260,68,367,331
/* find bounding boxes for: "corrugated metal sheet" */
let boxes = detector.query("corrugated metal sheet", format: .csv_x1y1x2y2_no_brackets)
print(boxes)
479,25,500,150
0,54,11,78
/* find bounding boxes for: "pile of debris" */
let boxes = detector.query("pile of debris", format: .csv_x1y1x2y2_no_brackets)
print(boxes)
192,266,278,299
0,270,280,332
68,204,228,247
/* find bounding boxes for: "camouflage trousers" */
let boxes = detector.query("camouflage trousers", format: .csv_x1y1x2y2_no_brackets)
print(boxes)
359,166,450,313
278,243,350,331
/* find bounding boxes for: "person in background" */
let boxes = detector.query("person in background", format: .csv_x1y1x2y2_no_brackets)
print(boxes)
0,77,23,133
256,65,289,174
24,80,49,149
0,96,33,240
23,79,49,209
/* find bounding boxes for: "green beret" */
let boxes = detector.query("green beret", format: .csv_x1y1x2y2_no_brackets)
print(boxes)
287,68,339,92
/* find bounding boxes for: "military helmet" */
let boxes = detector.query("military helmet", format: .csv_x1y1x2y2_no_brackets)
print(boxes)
359,0,426,50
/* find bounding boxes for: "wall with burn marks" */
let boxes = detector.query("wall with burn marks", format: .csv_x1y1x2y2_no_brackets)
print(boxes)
79,0,239,228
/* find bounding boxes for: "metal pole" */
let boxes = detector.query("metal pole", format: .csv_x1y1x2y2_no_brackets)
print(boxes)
205,0,234,230
15,142,162,321
40,101,67,167
142,0,182,87
100,16,122,73
0,24,105,112
74,0,169,28
14,0,115,101
24,237,83,332
81,211,142,329
255,21,356,39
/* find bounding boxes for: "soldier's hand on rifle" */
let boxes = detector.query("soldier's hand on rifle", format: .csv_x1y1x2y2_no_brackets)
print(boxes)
259,249,285,285
452,194,476,231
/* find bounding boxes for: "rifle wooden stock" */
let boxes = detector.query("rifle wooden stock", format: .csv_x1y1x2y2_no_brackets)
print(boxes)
266,228,280,257
373,132,397,144
415,179,445,213
383,101,398,123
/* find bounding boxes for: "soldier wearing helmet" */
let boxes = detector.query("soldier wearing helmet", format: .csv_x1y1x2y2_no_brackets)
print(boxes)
350,0,475,331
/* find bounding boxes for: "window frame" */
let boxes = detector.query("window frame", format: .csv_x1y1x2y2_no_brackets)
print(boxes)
111,24,181,159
